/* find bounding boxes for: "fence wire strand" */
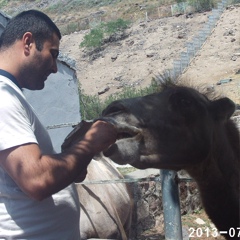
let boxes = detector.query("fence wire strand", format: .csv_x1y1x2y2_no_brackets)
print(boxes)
75,175,194,185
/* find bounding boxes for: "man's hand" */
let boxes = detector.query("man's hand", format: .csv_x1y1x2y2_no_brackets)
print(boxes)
82,120,117,155
62,120,117,155
60,120,117,185
74,169,88,183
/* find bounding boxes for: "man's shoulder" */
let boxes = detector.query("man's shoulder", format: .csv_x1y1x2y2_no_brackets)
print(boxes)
0,81,23,109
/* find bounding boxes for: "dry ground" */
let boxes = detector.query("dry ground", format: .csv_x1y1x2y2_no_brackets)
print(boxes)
60,4,240,105
139,210,226,239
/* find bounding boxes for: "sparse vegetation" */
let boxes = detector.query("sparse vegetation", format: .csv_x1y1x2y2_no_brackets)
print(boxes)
80,18,131,49
188,0,215,11
80,27,104,49
79,78,160,120
105,18,130,35
46,0,121,14
0,0,226,35
0,0,8,8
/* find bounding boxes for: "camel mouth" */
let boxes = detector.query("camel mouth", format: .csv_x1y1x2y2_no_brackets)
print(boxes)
117,132,133,140
115,125,142,140
98,117,142,140
103,124,142,160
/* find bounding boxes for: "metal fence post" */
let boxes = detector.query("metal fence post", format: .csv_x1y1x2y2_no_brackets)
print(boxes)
160,169,183,240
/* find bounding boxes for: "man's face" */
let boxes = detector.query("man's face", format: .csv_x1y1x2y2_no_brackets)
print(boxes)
21,33,60,90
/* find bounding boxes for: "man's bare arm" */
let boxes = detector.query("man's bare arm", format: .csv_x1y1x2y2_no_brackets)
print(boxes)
0,121,116,201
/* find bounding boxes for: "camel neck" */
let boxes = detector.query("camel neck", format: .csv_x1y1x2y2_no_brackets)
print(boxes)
186,123,239,234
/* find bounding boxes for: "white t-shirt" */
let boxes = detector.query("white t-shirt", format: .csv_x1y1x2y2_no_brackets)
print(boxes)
0,75,80,240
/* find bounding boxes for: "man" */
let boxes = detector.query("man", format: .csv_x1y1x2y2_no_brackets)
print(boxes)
0,10,117,239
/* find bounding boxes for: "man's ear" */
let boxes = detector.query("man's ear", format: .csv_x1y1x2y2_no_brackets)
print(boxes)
22,32,34,56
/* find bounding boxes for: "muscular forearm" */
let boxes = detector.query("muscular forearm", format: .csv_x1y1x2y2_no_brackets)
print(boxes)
0,142,93,201
0,121,117,201
35,142,95,200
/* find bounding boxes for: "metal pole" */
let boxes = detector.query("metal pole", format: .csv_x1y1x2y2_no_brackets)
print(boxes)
160,169,183,240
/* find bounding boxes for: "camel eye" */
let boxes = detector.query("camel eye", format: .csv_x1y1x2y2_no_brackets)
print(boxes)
102,102,126,116
107,106,123,114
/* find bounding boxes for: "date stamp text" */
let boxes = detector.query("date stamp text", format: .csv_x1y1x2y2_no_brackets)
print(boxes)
189,227,240,238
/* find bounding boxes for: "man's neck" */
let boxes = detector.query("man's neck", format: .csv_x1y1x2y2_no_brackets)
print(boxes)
0,69,21,89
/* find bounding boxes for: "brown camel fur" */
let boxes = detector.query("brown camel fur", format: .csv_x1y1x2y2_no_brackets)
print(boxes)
101,79,240,240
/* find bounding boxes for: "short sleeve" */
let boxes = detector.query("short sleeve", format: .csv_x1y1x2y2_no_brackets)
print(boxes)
0,83,38,151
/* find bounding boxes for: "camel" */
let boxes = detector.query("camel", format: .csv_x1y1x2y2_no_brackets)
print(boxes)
100,79,240,240
77,156,133,240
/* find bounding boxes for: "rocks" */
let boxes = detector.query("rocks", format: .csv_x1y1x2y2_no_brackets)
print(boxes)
98,86,110,95
146,53,154,58
111,54,118,62
223,29,235,36
128,171,201,239
232,52,240,62
195,218,206,225
58,52,76,69
231,55,238,61
177,32,186,39
130,177,162,238
236,68,240,74
126,40,135,46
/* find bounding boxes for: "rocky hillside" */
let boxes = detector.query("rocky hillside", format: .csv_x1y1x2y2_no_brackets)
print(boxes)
0,0,169,34
59,4,240,104
1,0,239,104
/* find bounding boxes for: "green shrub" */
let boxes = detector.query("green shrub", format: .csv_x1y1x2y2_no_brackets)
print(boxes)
80,28,104,48
79,79,160,120
104,18,130,35
79,92,102,120
80,18,130,50
0,0,8,8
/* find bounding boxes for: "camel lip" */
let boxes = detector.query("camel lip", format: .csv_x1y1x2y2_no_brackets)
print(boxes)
97,116,142,140
116,125,142,140
103,126,142,159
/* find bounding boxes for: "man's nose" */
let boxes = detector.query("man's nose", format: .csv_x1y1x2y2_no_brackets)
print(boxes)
52,60,58,73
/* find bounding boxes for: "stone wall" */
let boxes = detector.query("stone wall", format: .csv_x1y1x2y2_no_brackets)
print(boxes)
128,171,202,239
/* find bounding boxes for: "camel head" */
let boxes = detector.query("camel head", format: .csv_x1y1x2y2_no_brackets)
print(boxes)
101,81,236,171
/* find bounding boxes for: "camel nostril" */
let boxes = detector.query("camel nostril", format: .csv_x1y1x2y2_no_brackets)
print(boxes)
103,144,118,157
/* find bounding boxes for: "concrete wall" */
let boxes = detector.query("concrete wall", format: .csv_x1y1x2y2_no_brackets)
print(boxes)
0,11,81,153
0,11,10,35
23,61,81,153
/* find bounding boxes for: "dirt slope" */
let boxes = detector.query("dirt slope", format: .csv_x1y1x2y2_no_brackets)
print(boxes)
60,4,240,104
182,4,240,103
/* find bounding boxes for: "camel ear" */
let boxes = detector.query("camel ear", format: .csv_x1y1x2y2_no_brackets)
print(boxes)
210,97,235,121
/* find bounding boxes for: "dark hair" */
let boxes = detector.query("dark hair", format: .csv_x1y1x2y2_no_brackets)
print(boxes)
0,10,61,51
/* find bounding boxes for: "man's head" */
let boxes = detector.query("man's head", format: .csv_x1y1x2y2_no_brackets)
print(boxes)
0,10,61,51
0,10,62,90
